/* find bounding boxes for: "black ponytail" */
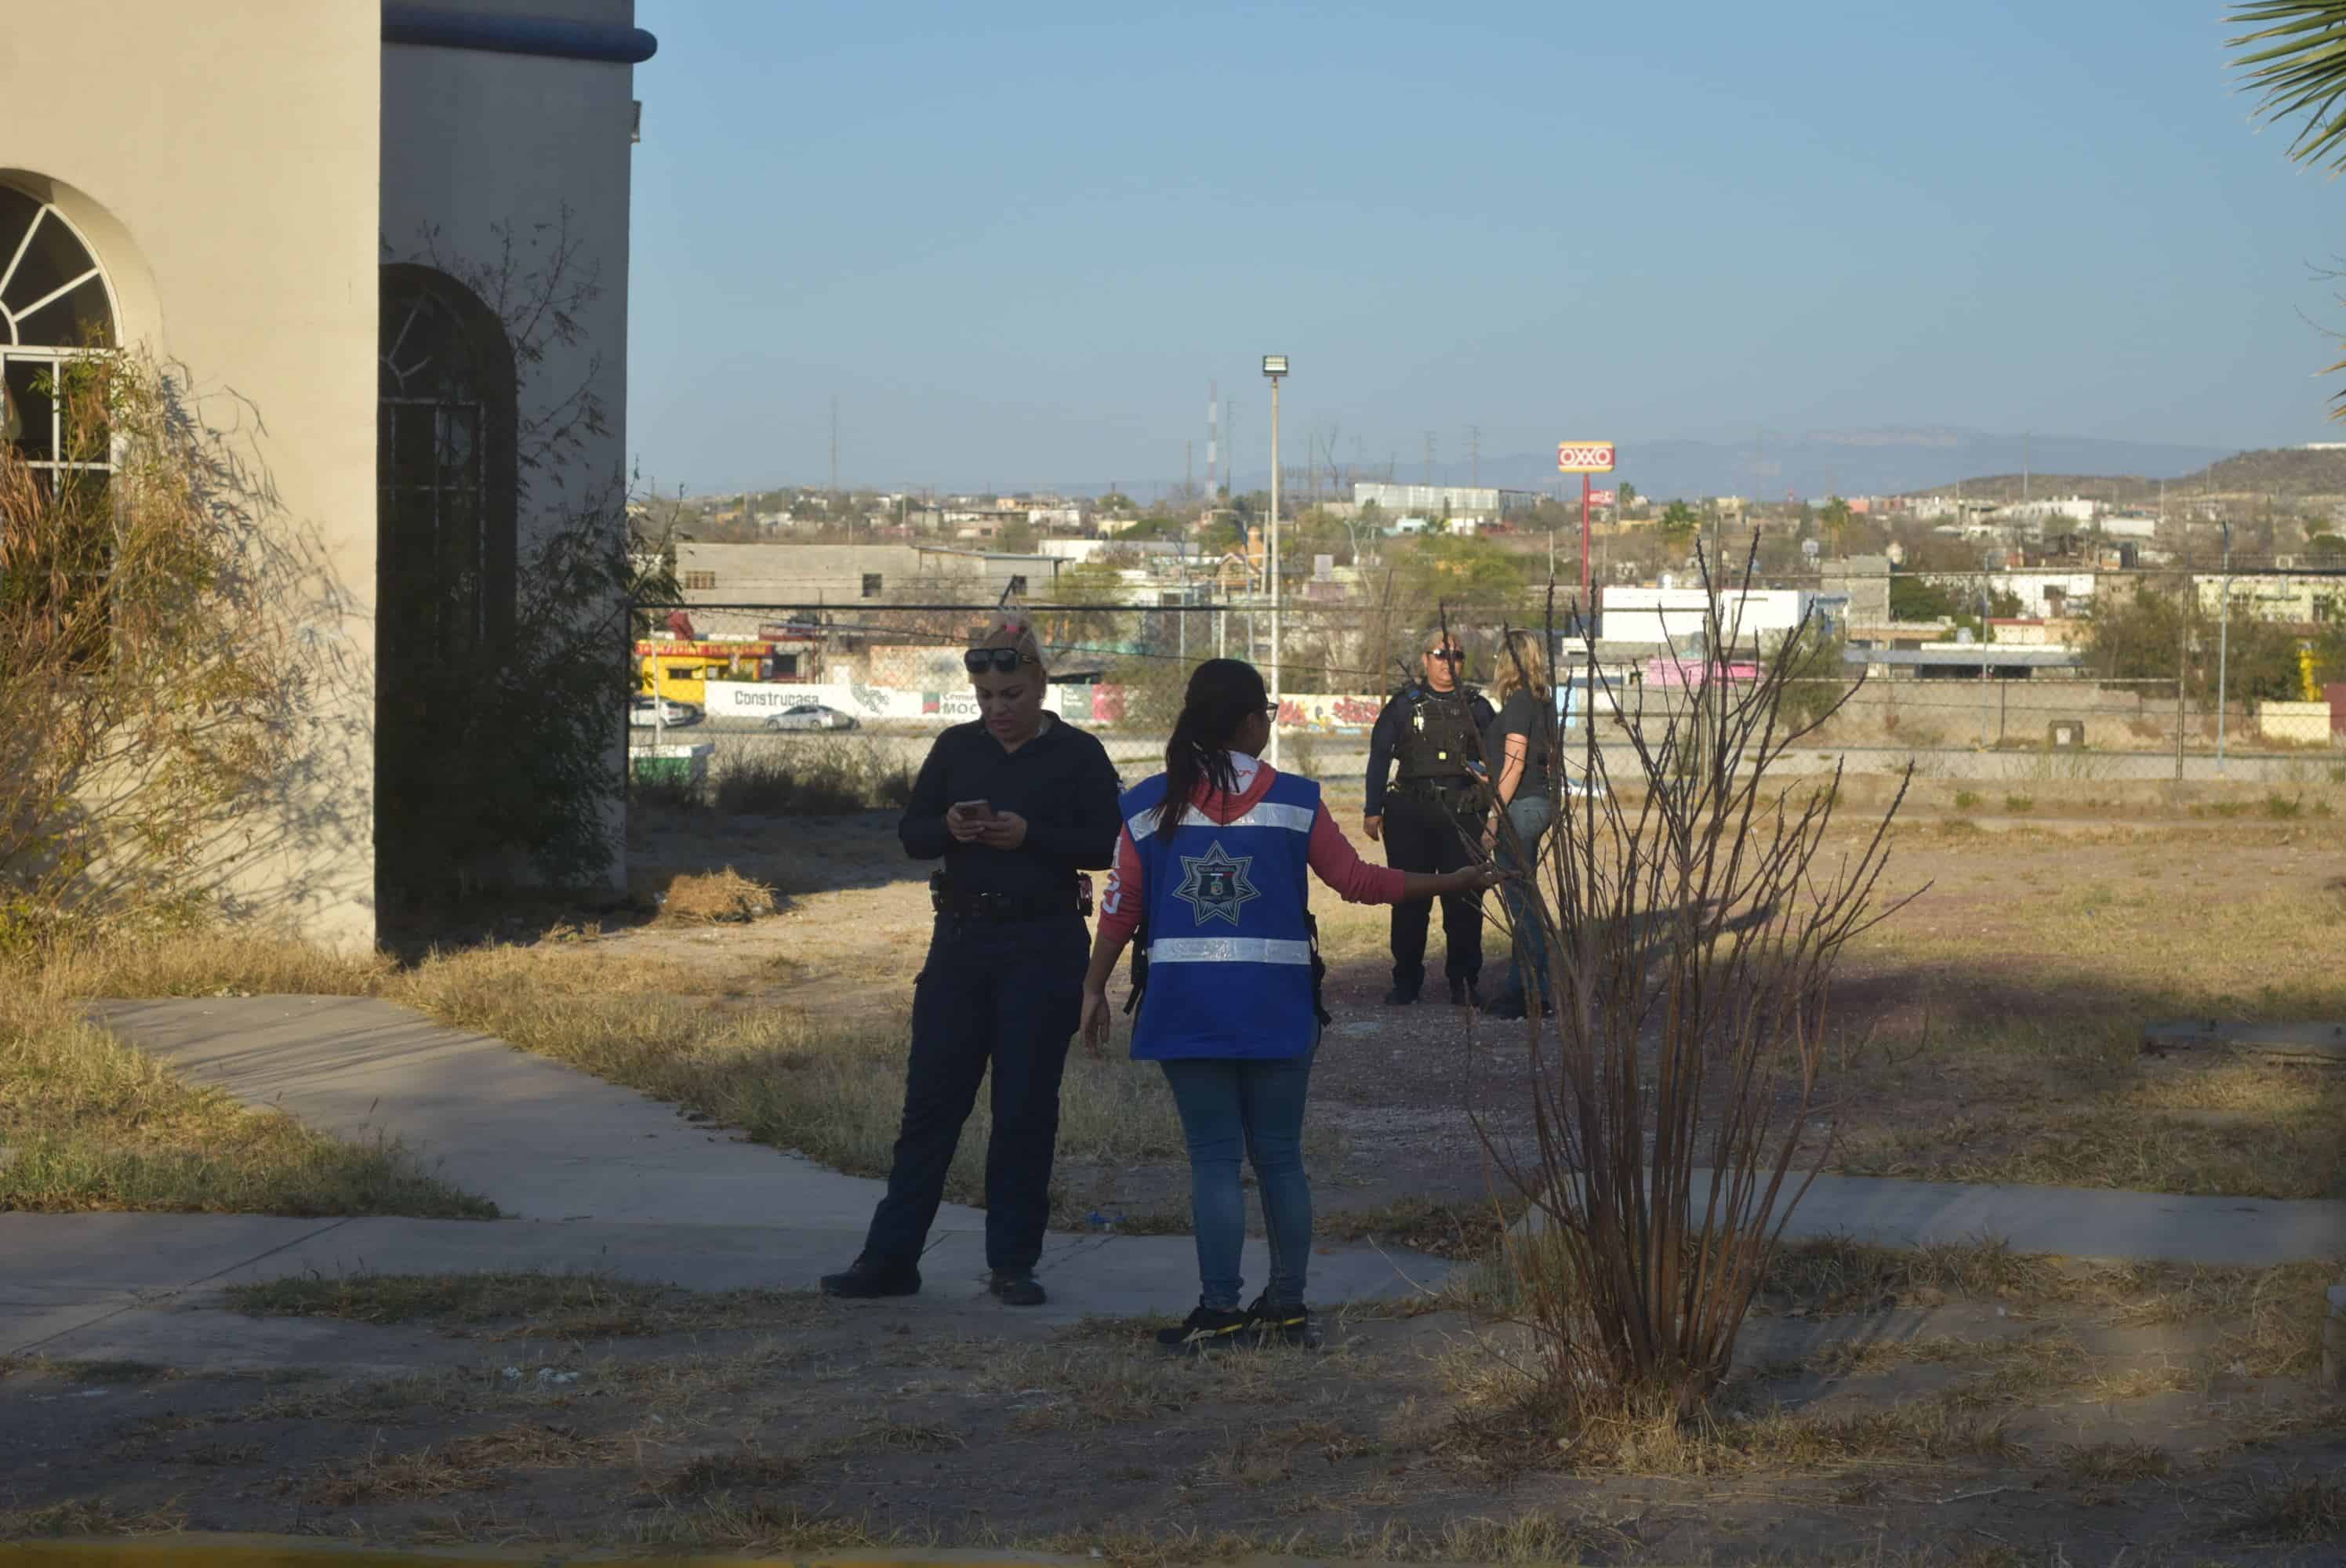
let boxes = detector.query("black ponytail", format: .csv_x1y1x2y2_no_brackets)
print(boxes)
1154,658,1269,839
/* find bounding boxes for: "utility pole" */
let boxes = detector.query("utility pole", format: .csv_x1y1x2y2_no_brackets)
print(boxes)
1262,356,1289,767
1208,379,1219,501
1467,425,1481,490
2217,519,2233,775
1185,440,1193,503
2175,515,2189,784
1225,397,1239,499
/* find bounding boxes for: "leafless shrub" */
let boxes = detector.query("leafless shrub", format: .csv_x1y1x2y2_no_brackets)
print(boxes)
1472,534,1920,1417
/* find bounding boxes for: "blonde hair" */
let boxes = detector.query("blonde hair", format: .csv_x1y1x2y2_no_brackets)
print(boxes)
1490,628,1551,703
974,611,1048,674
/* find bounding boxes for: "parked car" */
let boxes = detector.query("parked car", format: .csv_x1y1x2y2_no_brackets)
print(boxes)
764,702,859,732
629,695,701,729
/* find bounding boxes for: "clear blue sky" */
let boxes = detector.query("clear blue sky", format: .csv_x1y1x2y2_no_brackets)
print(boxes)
628,1,2346,495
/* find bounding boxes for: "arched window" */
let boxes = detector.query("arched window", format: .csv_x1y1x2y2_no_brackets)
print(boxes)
376,264,518,910
377,264,518,666
0,183,118,492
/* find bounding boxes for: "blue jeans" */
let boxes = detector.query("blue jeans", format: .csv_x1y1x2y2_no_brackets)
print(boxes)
1487,794,1554,1014
1159,1044,1316,1311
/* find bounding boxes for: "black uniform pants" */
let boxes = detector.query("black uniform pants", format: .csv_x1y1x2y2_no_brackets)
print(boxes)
1383,786,1486,993
862,909,1087,1273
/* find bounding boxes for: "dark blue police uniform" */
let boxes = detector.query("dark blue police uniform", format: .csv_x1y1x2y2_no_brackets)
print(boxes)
856,714,1122,1280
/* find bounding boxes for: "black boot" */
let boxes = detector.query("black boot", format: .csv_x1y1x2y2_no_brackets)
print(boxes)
989,1269,1047,1307
1382,984,1420,1006
1449,976,1478,1007
819,1258,921,1299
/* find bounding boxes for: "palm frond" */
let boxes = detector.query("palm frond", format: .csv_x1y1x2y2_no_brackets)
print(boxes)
2231,2,2346,172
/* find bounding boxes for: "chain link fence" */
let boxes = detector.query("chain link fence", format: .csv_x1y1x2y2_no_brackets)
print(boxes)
616,598,2341,809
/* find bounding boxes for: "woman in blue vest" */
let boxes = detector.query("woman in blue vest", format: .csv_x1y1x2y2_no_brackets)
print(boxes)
1079,659,1504,1351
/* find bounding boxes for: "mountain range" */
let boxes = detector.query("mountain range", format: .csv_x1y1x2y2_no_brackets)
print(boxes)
1389,429,2242,504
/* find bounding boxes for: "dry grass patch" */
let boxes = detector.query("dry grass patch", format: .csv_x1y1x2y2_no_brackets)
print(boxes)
1435,1361,2026,1482
1316,1192,1524,1261
2058,1439,2173,1486
224,1271,824,1340
299,1441,509,1507
2220,1468,2346,1544
391,944,1186,1211
656,867,775,925
623,1497,906,1555
0,1497,186,1539
0,964,490,1217
656,1450,808,1497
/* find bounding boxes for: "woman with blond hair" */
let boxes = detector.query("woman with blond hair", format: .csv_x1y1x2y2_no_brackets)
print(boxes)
1480,628,1556,1020
822,612,1121,1309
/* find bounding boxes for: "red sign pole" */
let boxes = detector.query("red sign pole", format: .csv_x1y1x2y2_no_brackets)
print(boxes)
1580,471,1592,610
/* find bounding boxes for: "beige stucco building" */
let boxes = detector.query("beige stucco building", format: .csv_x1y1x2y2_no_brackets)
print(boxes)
2,2,652,949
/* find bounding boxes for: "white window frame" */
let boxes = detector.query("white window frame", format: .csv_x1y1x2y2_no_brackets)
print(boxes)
0,192,120,492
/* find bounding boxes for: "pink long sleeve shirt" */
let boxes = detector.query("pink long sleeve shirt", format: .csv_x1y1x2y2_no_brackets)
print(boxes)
1098,754,1406,942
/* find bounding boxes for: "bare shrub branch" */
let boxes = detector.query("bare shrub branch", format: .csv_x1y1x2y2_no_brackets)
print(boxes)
1471,531,1923,1417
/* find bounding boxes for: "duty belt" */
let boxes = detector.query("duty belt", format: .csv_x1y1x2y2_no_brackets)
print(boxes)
930,871,1091,921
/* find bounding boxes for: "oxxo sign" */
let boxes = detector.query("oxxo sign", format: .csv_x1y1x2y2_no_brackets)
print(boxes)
1556,441,1616,474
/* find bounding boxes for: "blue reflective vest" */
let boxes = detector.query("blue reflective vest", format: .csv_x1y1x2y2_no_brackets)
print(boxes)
1121,767,1321,1062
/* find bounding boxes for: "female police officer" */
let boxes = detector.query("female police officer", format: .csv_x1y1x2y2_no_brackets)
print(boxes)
821,613,1121,1308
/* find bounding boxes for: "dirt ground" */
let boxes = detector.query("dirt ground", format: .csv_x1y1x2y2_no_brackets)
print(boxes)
3,1251,2339,1563
618,776,2346,1228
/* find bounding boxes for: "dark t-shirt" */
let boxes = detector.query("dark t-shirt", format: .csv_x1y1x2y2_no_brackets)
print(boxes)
1489,688,1554,802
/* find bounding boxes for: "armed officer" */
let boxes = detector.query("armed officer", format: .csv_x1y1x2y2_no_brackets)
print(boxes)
1364,629,1497,1006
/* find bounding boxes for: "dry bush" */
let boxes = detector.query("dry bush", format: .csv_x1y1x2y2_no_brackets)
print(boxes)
657,868,775,924
703,739,917,816
1473,536,1915,1418
0,351,303,945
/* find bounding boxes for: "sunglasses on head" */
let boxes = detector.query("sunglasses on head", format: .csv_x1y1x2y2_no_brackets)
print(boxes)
964,648,1032,673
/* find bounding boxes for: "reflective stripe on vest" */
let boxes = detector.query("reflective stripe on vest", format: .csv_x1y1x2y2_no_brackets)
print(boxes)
1124,800,1315,843
1145,936,1313,965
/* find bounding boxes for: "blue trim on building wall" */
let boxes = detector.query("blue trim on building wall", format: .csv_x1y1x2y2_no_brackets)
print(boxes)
382,5,657,64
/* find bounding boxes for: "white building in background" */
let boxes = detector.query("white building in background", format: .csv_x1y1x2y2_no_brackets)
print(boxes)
1998,495,2101,526
1600,586,1712,648
1715,589,1815,648
6,1,652,947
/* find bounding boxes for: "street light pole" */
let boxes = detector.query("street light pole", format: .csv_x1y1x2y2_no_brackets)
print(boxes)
2217,520,2232,775
1262,355,1288,767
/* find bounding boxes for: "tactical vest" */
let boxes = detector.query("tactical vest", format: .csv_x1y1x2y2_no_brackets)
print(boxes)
1119,768,1323,1062
1394,684,1484,780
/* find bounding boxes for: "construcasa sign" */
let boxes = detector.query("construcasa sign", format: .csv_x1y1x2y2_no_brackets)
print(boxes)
702,681,1068,724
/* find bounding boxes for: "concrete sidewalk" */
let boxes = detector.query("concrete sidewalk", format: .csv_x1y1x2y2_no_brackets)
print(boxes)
90,996,957,1230
24,993,2336,1375
0,1210,1450,1366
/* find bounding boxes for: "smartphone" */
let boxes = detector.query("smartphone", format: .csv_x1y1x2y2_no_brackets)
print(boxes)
951,799,994,820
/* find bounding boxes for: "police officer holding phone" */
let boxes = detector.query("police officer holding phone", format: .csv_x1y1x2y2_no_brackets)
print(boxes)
820,613,1121,1309
1364,629,1495,1006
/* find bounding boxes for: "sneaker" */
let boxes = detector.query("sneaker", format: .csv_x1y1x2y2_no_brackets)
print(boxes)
1382,985,1420,1007
988,1269,1047,1307
1246,1295,1320,1348
819,1258,921,1299
1155,1305,1251,1352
